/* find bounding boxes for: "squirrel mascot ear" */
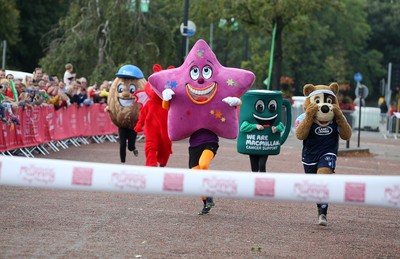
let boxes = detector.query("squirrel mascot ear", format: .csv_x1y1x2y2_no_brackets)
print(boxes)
329,82,339,96
303,84,315,97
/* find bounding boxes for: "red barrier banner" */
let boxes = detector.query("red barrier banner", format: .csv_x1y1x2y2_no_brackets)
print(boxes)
0,104,118,152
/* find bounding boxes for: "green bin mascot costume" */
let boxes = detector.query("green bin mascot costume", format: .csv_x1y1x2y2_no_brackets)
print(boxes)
237,90,292,172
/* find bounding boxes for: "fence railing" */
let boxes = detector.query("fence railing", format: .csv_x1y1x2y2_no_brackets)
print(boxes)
0,104,118,156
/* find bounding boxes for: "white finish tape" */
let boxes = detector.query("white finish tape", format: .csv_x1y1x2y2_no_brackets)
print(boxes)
0,156,399,208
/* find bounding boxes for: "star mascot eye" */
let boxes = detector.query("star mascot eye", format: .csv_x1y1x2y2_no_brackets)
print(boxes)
190,66,200,80
202,65,213,79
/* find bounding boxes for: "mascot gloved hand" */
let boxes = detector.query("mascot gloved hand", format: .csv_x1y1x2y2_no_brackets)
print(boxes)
295,82,352,226
106,64,146,164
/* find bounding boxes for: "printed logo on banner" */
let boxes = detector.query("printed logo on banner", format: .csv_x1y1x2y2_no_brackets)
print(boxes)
163,173,184,192
344,182,365,203
202,176,237,196
384,185,400,206
293,180,329,201
72,167,93,186
20,165,55,184
111,172,146,190
254,178,275,197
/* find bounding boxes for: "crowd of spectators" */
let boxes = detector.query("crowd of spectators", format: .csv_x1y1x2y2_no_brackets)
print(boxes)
0,64,111,125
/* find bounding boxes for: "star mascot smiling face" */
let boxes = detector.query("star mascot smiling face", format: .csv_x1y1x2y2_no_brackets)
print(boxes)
107,65,147,129
149,39,255,141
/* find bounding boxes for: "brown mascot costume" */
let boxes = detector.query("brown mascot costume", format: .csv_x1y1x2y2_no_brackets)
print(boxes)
295,82,352,226
106,64,146,164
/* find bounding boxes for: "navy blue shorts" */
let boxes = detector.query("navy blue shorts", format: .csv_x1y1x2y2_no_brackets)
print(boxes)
303,154,336,174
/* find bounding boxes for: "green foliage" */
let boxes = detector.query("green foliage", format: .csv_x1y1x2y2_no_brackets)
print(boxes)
3,0,395,103
366,0,400,64
282,0,385,99
0,0,20,47
7,0,69,71
40,0,178,84
0,0,20,69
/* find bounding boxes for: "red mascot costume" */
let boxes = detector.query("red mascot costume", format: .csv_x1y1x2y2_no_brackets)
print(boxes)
134,64,173,167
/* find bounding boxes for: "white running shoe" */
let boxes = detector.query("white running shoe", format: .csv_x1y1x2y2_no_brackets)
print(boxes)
318,214,327,226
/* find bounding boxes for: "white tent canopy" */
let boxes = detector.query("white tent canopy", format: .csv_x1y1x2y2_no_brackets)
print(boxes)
5,69,33,81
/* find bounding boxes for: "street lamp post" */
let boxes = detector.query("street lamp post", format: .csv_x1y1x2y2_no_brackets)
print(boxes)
1,40,6,69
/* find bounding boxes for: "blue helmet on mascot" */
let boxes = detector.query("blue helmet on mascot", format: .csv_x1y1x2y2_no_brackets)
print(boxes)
115,64,144,79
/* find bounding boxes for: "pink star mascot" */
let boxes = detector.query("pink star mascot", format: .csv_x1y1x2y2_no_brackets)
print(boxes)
149,39,255,214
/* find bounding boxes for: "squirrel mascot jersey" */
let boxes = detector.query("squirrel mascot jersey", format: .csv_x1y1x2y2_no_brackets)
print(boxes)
134,64,173,167
295,82,352,226
148,39,255,215
106,64,146,164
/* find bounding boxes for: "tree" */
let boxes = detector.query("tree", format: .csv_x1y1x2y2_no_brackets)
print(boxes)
0,0,20,68
190,0,336,90
39,0,178,84
6,0,69,72
366,0,400,65
282,0,385,103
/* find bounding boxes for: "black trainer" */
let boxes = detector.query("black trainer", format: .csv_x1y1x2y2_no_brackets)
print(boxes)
205,197,215,207
133,149,139,157
198,205,212,215
198,197,215,215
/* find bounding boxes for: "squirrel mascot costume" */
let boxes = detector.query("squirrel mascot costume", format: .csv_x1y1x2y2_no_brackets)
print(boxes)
295,82,352,226
106,64,146,164
134,64,173,167
148,39,255,215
